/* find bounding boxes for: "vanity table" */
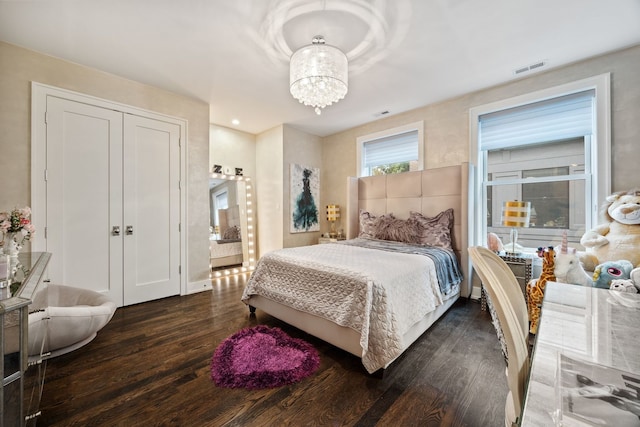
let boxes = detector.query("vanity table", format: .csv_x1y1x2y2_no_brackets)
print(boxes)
1,252,51,426
521,282,640,426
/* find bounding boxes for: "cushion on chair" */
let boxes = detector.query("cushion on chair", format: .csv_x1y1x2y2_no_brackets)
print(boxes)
28,284,117,358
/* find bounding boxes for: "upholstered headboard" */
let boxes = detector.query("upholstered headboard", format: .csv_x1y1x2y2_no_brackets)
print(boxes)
346,163,470,297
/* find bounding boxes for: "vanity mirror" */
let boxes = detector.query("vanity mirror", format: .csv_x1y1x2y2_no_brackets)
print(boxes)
208,173,255,277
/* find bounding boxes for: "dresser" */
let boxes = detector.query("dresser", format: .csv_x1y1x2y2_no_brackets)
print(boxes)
1,252,51,426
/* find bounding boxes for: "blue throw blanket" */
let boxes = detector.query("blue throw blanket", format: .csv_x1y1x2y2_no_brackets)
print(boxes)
339,238,463,295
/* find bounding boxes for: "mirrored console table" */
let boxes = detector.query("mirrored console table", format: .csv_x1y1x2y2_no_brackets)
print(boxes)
480,251,537,310
1,252,51,427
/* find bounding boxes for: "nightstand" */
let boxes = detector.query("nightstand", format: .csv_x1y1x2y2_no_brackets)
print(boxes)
318,237,346,244
480,252,534,310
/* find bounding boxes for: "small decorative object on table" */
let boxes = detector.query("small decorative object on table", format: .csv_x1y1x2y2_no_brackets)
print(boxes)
0,206,36,258
487,232,504,253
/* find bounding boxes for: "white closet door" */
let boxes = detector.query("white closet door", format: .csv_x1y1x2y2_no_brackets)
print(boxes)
122,114,181,305
45,96,124,302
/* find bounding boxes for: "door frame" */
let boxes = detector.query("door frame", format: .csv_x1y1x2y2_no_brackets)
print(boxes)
31,82,188,296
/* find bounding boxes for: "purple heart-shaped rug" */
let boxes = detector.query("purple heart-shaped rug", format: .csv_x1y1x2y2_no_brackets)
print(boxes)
211,325,320,389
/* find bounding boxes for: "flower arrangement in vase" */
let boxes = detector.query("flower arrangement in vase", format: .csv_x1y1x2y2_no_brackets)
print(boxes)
0,207,35,257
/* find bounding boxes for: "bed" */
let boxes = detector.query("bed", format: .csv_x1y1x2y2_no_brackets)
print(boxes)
210,224,243,268
210,238,243,268
242,164,470,373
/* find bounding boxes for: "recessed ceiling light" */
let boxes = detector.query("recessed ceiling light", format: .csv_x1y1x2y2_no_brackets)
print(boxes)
231,119,240,125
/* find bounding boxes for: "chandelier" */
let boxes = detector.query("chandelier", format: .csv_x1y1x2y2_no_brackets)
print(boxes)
289,36,348,115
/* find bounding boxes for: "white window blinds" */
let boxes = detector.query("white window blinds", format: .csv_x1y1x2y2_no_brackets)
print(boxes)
479,90,595,151
363,130,419,168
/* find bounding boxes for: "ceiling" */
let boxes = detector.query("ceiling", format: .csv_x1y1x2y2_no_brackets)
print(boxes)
1,0,639,137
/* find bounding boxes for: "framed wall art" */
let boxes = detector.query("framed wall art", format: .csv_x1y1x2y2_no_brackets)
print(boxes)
290,163,320,233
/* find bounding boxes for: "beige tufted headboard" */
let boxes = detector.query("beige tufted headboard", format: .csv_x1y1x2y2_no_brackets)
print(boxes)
346,163,470,297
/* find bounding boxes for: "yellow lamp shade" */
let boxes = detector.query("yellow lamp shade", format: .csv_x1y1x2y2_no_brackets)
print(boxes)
326,204,340,222
501,201,531,228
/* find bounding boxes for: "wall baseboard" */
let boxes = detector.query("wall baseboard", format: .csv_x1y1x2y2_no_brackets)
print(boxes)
469,286,482,301
186,279,212,295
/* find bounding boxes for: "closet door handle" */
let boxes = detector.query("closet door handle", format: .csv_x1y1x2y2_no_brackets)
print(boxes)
112,226,120,236
126,225,134,235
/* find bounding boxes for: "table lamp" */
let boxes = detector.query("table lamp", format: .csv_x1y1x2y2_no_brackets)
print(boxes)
501,200,531,255
326,204,340,237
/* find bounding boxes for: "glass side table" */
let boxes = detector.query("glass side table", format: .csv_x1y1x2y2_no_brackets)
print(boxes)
1,252,51,427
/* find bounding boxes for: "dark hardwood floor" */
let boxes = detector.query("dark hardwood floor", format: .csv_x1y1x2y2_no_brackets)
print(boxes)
37,274,508,426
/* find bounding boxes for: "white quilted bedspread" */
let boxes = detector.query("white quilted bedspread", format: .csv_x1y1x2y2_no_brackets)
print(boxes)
241,242,445,373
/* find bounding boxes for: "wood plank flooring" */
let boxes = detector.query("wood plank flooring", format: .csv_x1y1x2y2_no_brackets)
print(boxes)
37,274,508,426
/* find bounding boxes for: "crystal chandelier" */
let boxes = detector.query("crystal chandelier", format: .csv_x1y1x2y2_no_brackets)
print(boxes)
289,36,348,115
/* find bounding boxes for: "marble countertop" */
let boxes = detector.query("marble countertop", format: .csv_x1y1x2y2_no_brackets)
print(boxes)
521,282,640,426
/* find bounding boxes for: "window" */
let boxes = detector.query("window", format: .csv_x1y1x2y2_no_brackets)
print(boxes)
357,121,424,177
469,74,611,251
212,188,228,231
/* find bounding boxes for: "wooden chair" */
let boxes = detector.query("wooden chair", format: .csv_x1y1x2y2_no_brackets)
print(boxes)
469,246,530,427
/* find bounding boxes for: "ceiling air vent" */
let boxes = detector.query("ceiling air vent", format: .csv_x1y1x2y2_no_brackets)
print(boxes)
514,60,547,76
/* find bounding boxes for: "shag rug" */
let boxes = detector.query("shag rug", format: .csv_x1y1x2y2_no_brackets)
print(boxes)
211,325,320,389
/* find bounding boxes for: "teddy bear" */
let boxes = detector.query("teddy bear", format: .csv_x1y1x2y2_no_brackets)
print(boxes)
609,267,640,293
610,279,638,293
579,189,640,272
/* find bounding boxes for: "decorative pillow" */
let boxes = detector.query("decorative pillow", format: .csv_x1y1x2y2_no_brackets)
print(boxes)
358,210,378,238
410,208,454,229
222,225,241,240
409,209,454,249
414,222,452,249
373,214,420,244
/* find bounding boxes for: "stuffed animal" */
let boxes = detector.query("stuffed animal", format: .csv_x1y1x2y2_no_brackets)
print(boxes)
592,260,634,289
610,279,638,293
487,232,504,253
580,189,640,271
555,253,593,286
554,231,593,286
527,246,556,334
632,267,640,289
608,266,640,293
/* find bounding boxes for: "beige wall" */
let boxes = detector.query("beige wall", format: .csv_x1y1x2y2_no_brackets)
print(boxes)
256,125,284,255
250,124,323,253
0,41,211,288
283,125,323,248
209,124,259,261
322,44,640,212
210,124,257,179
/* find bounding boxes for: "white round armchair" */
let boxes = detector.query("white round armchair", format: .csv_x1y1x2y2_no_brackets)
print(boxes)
28,284,117,359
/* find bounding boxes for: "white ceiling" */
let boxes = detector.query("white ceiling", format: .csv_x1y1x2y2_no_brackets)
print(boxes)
1,0,639,137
